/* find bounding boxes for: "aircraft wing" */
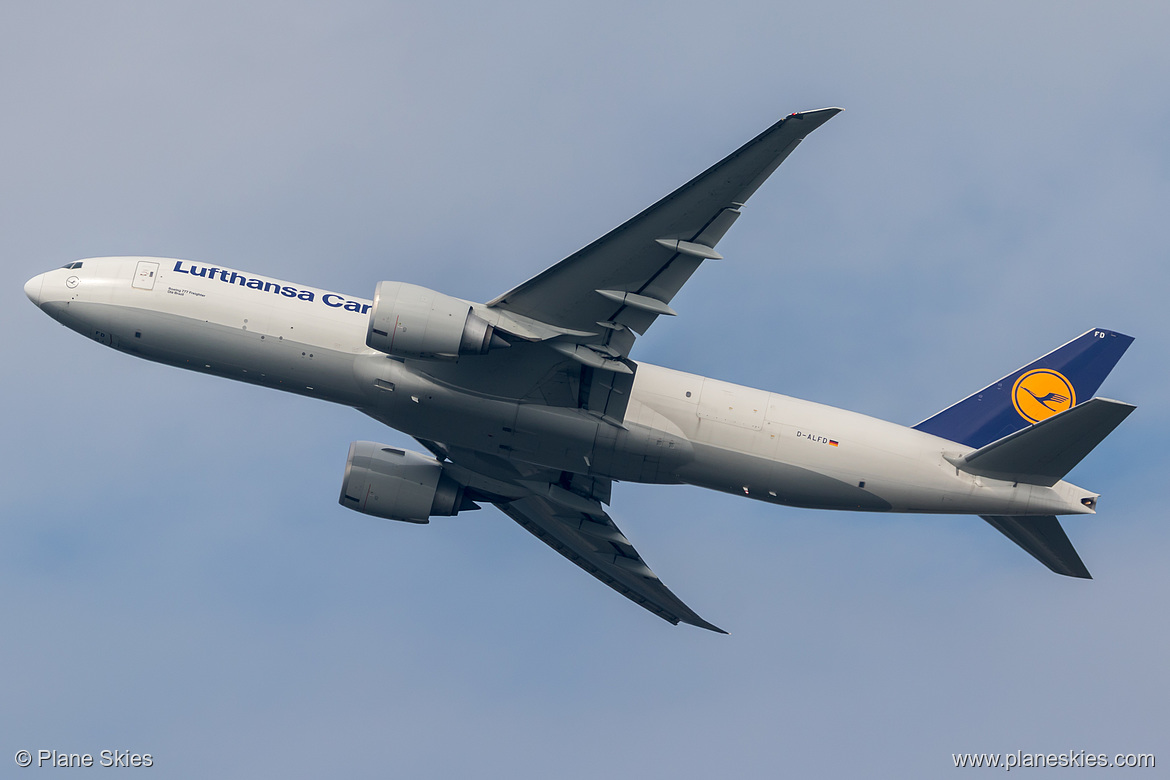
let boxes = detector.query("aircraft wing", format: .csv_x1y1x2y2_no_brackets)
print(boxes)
417,438,724,632
416,109,839,422
496,493,725,633
486,107,841,362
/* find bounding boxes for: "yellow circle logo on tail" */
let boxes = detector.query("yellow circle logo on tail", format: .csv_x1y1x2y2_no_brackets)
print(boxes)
1012,369,1076,423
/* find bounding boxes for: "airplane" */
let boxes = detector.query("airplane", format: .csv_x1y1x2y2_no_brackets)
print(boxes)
23,107,1135,633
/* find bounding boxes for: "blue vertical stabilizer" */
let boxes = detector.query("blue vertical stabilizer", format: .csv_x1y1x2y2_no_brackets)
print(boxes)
913,329,1134,448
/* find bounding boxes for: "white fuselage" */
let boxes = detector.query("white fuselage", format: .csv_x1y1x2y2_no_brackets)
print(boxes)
25,257,1096,518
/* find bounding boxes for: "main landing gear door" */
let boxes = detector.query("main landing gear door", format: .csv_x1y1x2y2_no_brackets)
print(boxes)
132,260,159,291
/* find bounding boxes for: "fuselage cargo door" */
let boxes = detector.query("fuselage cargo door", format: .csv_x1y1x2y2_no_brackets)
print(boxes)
132,260,159,291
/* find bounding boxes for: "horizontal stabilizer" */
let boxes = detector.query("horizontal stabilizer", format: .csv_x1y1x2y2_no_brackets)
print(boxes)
953,398,1135,486
981,515,1091,578
914,328,1133,448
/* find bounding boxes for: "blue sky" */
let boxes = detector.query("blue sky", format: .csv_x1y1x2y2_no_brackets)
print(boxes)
2,2,1167,776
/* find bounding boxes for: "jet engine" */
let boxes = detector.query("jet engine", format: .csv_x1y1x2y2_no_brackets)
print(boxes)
338,441,478,523
366,281,507,359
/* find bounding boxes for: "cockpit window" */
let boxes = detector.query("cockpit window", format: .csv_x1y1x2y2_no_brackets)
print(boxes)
60,261,84,270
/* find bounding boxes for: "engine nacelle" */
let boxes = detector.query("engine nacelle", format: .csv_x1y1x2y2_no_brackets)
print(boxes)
366,281,503,359
338,441,476,523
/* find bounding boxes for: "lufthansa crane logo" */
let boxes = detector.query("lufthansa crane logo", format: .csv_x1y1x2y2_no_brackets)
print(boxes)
1012,369,1076,423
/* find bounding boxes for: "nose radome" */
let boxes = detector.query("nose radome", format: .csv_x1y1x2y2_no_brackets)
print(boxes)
24,273,45,307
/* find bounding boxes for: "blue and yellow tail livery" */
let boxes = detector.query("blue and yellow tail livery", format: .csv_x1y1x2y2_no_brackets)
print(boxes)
913,328,1135,580
913,328,1134,448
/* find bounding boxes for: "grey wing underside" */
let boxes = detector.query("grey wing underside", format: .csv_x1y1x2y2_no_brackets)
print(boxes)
418,439,725,633
416,107,841,418
497,495,726,633
487,107,842,345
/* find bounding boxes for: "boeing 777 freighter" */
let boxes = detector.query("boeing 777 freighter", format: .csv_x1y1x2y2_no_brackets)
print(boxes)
24,108,1135,632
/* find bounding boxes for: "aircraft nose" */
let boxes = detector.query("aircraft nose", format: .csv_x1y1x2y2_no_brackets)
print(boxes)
24,273,45,307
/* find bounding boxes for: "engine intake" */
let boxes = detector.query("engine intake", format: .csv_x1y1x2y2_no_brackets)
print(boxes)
366,281,506,359
338,441,477,523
